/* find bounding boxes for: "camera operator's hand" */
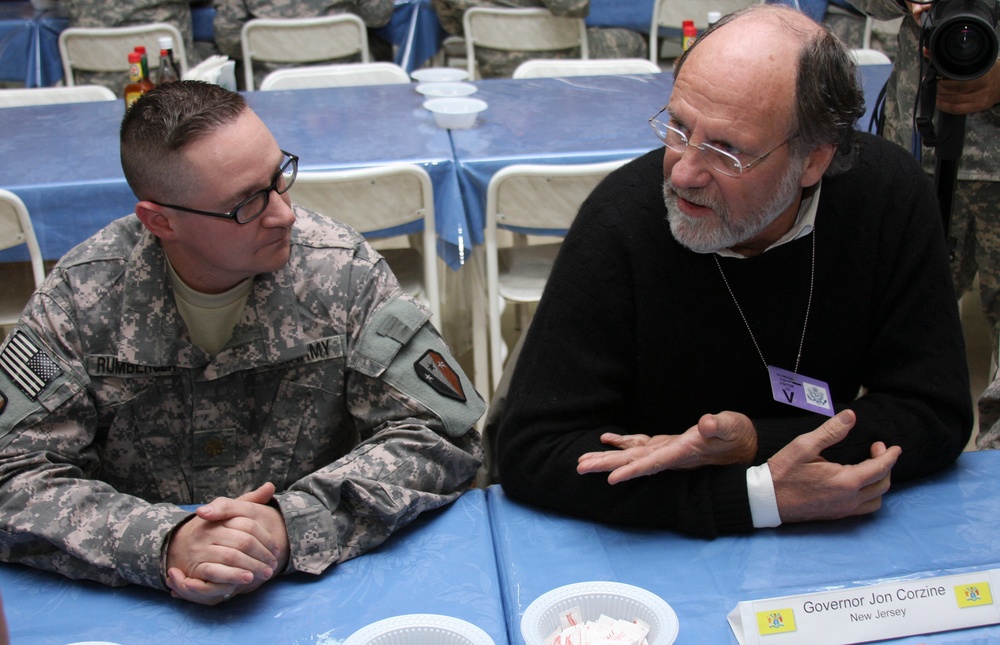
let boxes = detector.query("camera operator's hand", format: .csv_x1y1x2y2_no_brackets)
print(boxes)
906,2,931,24
906,2,932,21
936,62,1000,114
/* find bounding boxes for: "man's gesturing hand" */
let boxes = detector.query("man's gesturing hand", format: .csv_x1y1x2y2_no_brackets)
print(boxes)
577,411,758,484
769,410,901,523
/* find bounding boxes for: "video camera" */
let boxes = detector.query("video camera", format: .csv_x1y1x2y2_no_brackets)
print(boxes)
923,0,999,81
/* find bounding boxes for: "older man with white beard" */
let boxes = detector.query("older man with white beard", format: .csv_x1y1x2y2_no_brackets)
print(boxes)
492,4,972,537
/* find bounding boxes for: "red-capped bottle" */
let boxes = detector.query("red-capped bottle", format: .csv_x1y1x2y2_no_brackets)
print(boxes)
123,51,155,108
682,20,697,51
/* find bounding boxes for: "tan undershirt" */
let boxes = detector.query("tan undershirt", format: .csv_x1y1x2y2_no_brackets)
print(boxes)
166,261,252,355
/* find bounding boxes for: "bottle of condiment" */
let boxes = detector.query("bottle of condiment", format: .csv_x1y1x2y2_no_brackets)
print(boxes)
682,20,697,51
155,36,181,85
133,45,149,80
123,51,155,108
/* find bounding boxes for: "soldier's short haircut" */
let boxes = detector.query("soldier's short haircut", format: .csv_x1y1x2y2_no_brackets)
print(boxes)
120,81,248,202
673,4,865,177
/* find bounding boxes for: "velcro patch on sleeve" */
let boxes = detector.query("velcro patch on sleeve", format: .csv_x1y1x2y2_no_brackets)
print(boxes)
414,349,467,402
0,331,63,400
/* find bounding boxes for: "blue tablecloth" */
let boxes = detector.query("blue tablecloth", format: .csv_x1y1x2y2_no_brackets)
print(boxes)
0,488,508,645
0,81,473,269
449,73,670,248
488,449,1000,645
0,1,37,85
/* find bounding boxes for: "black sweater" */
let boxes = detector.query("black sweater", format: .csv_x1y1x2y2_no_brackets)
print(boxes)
496,133,972,537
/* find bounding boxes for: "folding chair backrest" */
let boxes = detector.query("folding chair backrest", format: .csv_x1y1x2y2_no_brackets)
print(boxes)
0,190,45,335
488,160,630,233
241,15,370,90
513,57,661,79
260,62,409,90
483,159,631,391
58,23,188,85
649,0,761,63
463,7,588,79
289,164,440,325
0,85,117,107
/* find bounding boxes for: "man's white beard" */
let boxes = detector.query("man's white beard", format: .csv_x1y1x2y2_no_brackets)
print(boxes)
663,160,803,253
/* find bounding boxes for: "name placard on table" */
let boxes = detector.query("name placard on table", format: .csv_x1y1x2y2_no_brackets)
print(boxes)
727,569,1000,644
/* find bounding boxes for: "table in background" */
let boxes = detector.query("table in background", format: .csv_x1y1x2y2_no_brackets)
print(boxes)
488,449,1000,645
0,81,469,269
0,488,508,645
0,1,62,86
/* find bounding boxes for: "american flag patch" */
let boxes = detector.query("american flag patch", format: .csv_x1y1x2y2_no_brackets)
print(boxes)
0,332,62,400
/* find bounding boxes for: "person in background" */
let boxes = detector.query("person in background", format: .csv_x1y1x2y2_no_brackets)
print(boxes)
213,0,395,89
0,81,484,605
494,4,971,535
431,0,647,78
63,0,201,94
848,0,1000,449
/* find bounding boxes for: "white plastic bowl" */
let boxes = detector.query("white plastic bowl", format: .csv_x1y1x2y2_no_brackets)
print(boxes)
342,614,495,645
411,67,469,83
423,97,488,129
416,81,478,97
521,581,680,645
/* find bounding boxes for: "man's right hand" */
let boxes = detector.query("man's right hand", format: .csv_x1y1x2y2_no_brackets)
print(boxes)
769,410,901,523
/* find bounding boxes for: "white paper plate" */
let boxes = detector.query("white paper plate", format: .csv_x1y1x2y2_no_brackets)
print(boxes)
415,82,478,97
410,67,469,83
521,581,679,645
342,614,495,645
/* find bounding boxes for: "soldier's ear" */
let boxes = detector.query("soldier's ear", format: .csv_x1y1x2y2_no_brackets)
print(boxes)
135,201,178,241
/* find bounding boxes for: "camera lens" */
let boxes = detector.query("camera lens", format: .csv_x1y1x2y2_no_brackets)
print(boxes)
928,0,1000,80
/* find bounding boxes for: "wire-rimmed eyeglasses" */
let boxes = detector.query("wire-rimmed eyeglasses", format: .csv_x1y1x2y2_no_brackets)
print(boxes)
648,107,793,178
151,150,299,224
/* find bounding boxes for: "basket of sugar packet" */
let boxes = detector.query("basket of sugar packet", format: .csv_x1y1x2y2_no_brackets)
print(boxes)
521,581,679,645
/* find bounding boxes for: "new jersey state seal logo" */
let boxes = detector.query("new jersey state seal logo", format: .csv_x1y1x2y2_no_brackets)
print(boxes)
414,350,467,402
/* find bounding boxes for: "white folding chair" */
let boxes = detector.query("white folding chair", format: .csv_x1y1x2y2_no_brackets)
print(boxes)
513,57,661,79
58,23,188,86
0,190,45,339
463,7,588,80
0,85,116,108
850,48,892,66
260,62,410,90
289,164,441,326
482,159,631,391
240,15,370,91
649,0,761,63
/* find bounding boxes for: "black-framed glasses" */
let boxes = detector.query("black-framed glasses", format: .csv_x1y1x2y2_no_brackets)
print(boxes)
151,150,299,224
648,106,793,178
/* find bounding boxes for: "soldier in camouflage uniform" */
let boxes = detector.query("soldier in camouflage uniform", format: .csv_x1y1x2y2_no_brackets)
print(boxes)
213,0,395,89
432,0,647,78
849,1,1000,448
0,81,484,605
63,0,199,95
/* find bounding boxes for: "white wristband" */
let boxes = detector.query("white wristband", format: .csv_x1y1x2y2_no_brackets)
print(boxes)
747,462,782,528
